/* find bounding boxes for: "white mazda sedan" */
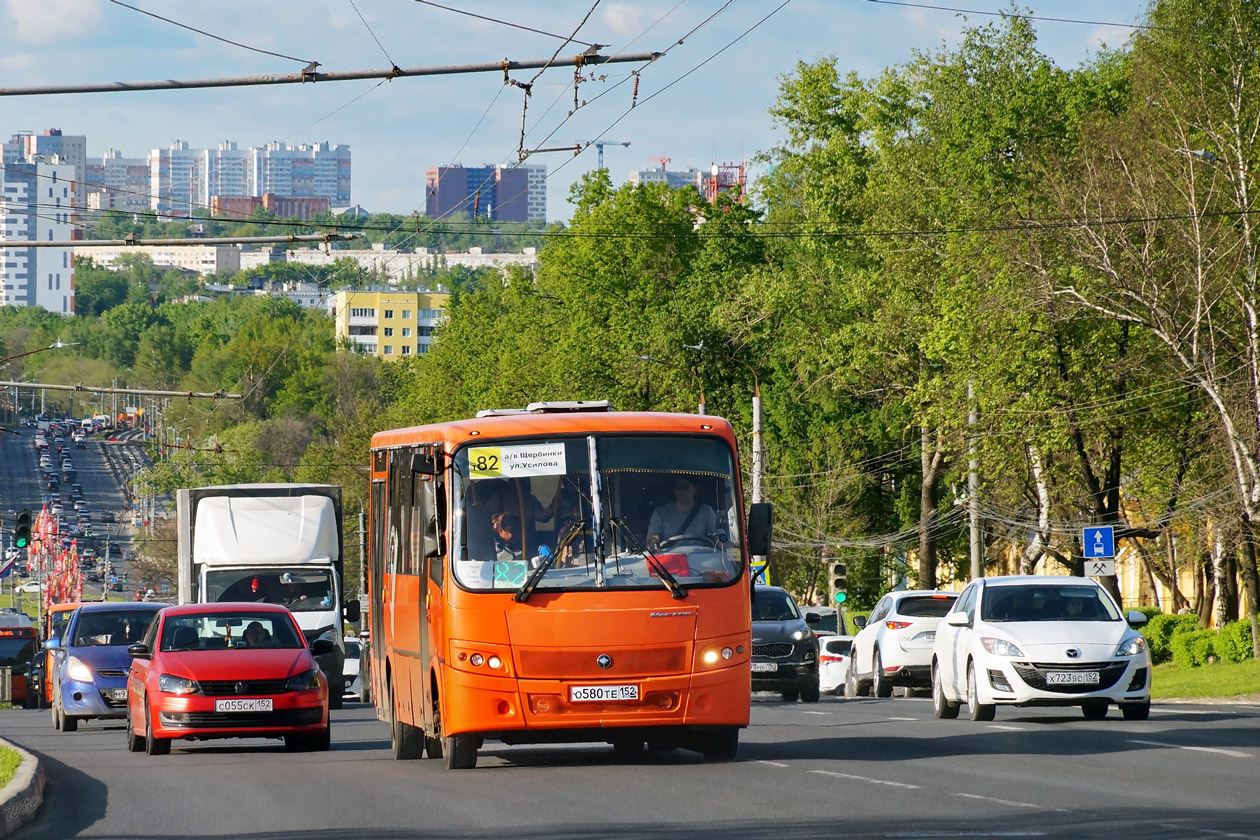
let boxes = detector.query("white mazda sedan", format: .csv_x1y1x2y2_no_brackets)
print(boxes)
931,576,1151,722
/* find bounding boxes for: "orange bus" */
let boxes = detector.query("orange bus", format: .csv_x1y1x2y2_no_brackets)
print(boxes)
367,401,771,769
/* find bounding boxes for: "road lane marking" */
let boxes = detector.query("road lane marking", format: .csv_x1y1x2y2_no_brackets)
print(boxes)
1198,828,1260,840
756,760,789,768
888,833,1047,838
800,710,831,715
886,716,918,721
810,769,919,789
986,725,1026,732
954,793,1064,812
1128,739,1252,759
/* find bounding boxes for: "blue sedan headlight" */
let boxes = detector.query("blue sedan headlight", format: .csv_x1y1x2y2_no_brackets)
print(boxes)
286,669,322,692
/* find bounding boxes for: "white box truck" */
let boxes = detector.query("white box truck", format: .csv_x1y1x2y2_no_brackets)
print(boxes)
176,483,360,709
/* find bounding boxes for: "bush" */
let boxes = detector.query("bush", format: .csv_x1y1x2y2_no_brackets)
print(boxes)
1171,629,1217,668
1143,613,1201,665
1216,620,1255,664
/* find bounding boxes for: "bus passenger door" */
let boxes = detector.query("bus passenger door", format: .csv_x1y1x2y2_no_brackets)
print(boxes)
414,447,444,740
369,459,388,720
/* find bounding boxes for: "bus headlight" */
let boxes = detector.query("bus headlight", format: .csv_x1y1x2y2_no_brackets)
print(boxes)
702,649,720,665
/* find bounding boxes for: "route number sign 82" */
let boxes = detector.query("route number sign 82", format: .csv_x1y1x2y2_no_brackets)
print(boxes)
470,448,502,478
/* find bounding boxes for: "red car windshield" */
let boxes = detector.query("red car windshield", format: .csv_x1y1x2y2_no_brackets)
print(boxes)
160,613,304,651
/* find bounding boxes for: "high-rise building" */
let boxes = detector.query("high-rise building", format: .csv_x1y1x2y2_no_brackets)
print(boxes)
252,141,351,204
424,164,540,223
150,140,204,218
203,141,252,206
10,129,88,208
84,149,150,216
628,164,704,191
0,159,76,313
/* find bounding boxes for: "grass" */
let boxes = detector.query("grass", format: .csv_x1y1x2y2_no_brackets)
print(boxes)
0,746,19,788
1152,658,1260,701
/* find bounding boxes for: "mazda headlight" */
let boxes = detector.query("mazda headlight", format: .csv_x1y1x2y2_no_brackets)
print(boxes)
65,656,93,683
791,628,813,641
1115,636,1147,657
158,673,199,695
286,669,322,692
980,637,1026,657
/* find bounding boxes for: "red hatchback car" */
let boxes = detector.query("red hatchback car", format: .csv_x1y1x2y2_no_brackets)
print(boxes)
126,602,332,755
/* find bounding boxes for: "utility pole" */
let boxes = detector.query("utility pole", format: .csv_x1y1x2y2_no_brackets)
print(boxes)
968,381,982,580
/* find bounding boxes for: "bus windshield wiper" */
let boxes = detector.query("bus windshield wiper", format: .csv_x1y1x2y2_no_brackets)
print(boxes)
515,519,585,603
609,518,687,600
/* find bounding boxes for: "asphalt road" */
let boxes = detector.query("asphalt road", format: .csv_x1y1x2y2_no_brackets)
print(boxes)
1,426,139,598
3,694,1259,840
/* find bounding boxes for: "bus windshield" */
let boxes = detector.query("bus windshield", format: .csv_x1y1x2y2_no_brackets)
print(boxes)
452,434,744,593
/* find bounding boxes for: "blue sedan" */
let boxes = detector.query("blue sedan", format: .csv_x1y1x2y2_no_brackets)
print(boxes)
49,602,165,732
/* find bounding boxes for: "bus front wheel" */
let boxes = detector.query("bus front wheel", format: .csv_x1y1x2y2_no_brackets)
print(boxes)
444,733,477,769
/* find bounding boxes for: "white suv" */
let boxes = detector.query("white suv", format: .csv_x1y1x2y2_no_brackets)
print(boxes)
848,590,957,697
931,575,1152,721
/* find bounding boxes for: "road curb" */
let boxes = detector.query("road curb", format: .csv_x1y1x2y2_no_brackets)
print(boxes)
0,738,46,838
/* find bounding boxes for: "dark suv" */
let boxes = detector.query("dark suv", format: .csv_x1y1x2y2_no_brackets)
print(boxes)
751,585,821,703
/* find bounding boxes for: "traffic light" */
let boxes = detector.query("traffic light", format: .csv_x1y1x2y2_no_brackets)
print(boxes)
14,510,32,549
831,562,847,604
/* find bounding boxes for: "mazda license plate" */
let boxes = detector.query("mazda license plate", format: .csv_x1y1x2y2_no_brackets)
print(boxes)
569,684,638,702
214,698,274,713
1045,671,1099,685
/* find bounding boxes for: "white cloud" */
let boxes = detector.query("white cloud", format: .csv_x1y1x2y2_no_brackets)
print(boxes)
4,0,103,44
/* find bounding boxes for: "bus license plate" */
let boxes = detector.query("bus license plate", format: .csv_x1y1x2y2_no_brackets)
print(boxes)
750,662,778,672
1045,671,1099,685
569,685,639,703
214,698,274,713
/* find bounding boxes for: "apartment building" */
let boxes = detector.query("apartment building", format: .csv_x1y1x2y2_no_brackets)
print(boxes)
328,288,450,359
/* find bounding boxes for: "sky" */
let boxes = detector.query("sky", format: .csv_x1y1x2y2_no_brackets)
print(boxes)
0,0,1153,225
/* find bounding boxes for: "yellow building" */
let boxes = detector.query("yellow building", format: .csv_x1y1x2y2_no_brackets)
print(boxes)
328,288,449,360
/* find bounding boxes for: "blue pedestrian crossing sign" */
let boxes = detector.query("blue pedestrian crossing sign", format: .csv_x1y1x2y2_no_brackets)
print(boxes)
1082,526,1115,558
750,558,768,583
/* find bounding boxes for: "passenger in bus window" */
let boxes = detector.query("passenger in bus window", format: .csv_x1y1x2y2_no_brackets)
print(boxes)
646,476,717,550
492,512,523,563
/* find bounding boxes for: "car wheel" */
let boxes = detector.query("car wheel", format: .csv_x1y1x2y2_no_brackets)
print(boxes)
966,662,996,722
1082,701,1108,720
800,682,821,703
389,684,421,760
144,701,170,755
329,691,343,711
780,689,800,703
444,733,478,769
847,663,869,698
126,707,145,753
1120,701,1150,721
61,709,78,732
933,665,959,720
700,727,739,762
358,681,370,704
51,701,61,731
873,651,893,698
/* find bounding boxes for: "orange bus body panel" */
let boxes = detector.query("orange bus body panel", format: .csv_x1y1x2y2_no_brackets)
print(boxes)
368,410,753,757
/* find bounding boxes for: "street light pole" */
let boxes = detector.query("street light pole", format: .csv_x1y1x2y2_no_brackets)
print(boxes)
635,355,706,415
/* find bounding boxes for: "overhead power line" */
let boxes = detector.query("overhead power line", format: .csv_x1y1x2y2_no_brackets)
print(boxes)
0,50,659,97
0,233,361,249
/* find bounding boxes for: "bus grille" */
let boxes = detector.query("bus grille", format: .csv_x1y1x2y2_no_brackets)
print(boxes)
517,646,688,678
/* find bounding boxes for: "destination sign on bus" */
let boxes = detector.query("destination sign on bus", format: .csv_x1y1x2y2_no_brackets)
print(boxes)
469,443,567,479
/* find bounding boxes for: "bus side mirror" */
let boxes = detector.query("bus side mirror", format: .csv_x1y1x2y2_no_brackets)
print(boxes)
747,503,772,557
344,599,361,623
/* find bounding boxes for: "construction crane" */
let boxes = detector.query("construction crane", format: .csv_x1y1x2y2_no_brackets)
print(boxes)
589,140,630,170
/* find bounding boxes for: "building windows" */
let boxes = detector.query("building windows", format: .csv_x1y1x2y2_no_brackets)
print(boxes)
418,326,434,337
349,307,375,318
402,309,412,319
402,345,412,355
383,327,394,337
383,346,394,355
401,328,411,337
384,309,394,319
